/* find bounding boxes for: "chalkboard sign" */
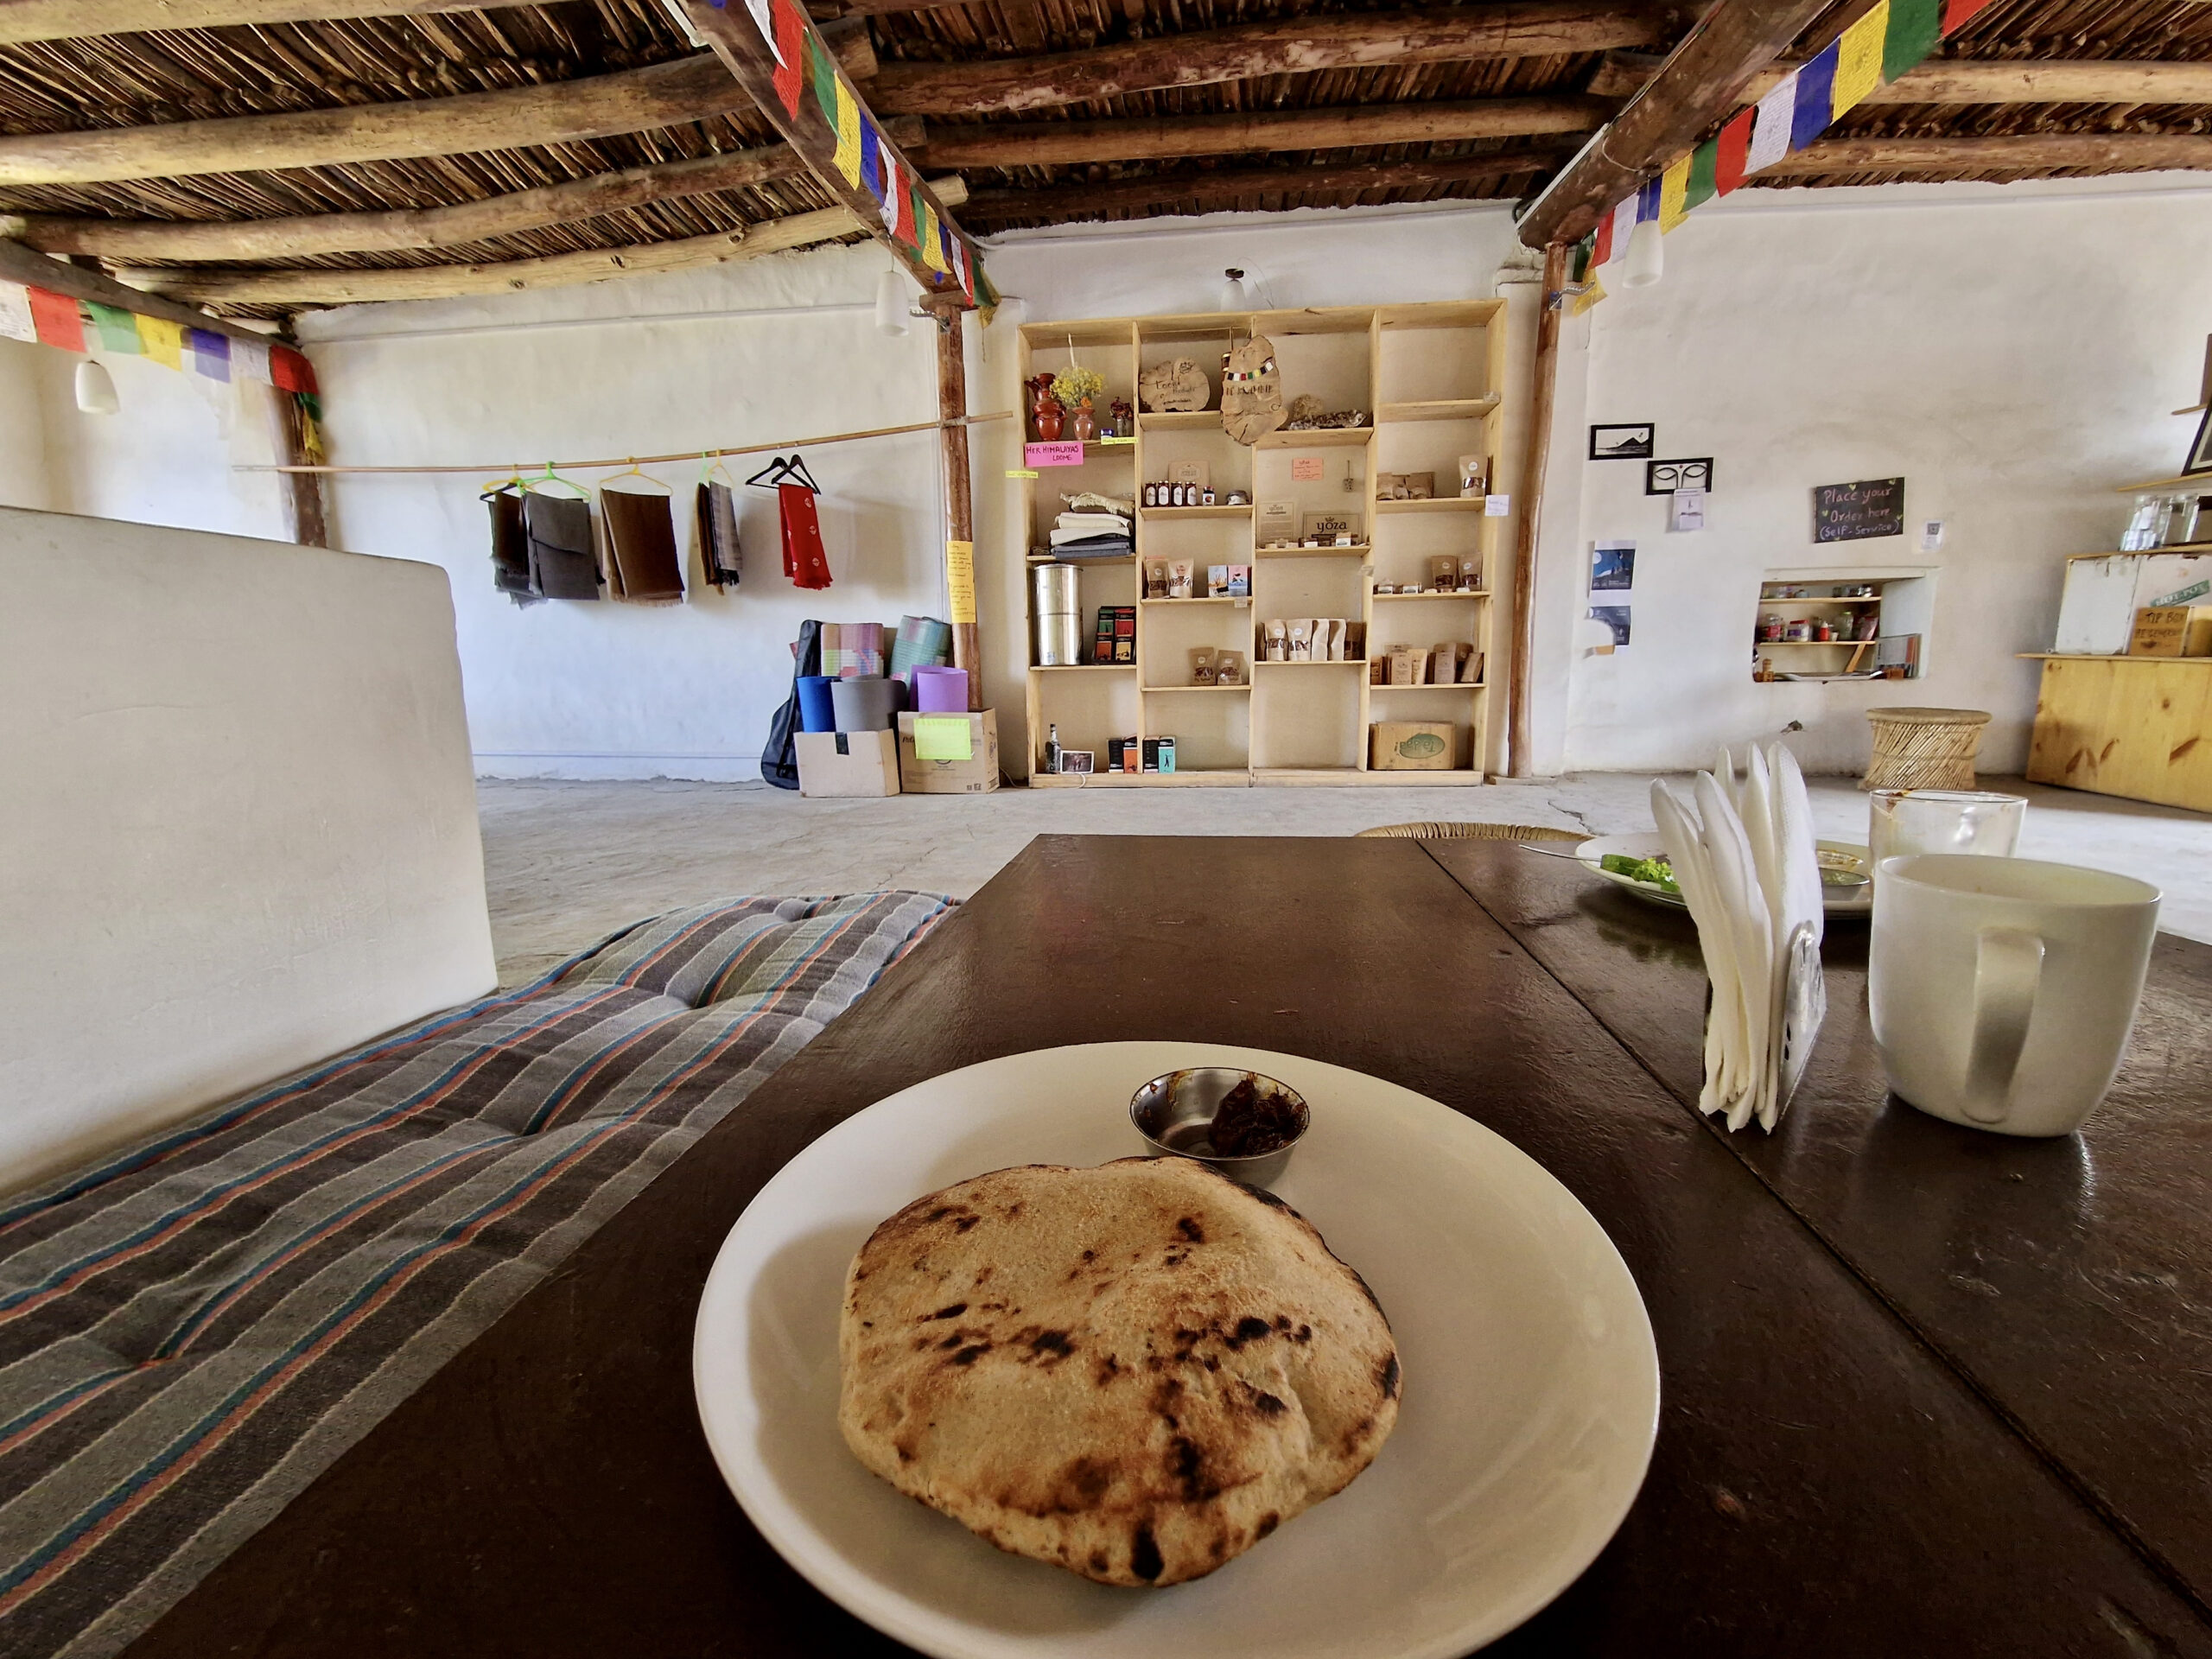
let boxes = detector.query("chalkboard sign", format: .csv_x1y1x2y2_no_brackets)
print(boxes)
1813,477,1905,543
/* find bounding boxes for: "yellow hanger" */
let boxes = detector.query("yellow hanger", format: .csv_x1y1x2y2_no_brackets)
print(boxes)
520,461,589,499
603,456,671,496
480,467,524,498
696,449,737,489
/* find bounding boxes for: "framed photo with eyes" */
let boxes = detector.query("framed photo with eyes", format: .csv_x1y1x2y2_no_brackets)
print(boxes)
1646,457,1713,495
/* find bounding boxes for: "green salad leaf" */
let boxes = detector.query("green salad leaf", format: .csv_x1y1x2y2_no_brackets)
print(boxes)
1599,852,1680,893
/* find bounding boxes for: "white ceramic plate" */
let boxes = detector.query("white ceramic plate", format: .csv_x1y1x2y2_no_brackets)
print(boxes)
693,1041,1659,1659
1576,835,1875,919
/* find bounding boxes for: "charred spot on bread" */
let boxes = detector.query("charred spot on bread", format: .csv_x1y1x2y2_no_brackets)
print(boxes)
1130,1524,1164,1582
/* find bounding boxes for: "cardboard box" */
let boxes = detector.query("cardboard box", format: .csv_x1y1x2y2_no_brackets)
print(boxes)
2129,605,2212,657
797,729,901,798
897,709,1000,793
1371,721,1456,770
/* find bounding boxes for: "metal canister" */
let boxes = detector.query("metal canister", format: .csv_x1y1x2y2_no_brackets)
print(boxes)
1032,562,1081,666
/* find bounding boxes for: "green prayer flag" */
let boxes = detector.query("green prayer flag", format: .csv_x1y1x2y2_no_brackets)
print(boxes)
1685,141,1719,213
1882,0,1942,83
806,31,838,125
85,301,142,353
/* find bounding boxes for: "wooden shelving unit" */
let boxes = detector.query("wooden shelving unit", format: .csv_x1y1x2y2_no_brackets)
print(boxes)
1018,301,1506,786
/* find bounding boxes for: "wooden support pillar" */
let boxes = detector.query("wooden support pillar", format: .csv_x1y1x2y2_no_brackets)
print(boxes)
263,382,330,549
1508,242,1566,778
926,297,982,709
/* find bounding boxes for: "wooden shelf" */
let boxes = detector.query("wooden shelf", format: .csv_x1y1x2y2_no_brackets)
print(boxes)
1376,300,1503,331
1371,679,1485,690
1255,427,1374,449
1029,663,1134,672
1139,505,1254,520
1373,589,1491,601
1375,496,1488,514
1143,683,1252,693
1030,768,1251,788
2114,474,2212,493
1136,410,1224,430
1255,658,1367,668
1753,639,1879,648
1255,543,1369,558
1377,396,1499,423
1139,595,1244,606
2069,541,2212,557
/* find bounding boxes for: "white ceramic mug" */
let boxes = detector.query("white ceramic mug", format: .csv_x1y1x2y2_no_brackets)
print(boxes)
1869,855,2160,1136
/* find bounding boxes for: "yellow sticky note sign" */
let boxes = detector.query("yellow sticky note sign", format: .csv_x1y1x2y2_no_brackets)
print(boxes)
1005,468,1040,479
946,538,976,625
913,715,973,761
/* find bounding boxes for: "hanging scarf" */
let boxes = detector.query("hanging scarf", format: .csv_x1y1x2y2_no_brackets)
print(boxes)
779,481,832,590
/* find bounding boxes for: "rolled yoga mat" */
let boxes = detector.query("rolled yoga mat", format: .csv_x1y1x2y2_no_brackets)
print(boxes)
797,675,838,734
912,665,969,713
831,676,906,732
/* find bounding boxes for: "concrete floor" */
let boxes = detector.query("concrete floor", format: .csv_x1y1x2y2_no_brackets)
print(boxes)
477,773,2212,984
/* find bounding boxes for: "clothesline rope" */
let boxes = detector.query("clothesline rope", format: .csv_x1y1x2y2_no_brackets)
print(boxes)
234,410,1016,476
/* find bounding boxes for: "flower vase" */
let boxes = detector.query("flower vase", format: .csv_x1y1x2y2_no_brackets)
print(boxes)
1037,399,1065,442
1072,398,1096,442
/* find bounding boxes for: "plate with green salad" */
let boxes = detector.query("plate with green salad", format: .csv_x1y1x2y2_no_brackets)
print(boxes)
1573,835,1874,918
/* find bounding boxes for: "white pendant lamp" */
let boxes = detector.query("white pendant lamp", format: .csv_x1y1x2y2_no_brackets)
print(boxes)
75,358,119,415
1218,267,1250,311
1622,219,1664,289
874,266,911,338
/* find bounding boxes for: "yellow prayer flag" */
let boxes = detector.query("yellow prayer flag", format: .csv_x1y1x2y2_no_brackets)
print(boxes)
135,314,183,369
1832,0,1891,116
919,200,948,272
831,83,863,188
1571,275,1608,317
1657,156,1690,232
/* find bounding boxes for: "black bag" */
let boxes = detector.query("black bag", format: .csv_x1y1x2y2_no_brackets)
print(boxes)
760,619,822,791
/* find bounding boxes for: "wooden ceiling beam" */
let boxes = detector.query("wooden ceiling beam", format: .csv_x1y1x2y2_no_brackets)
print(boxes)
1760,132,2212,175
0,0,483,44
961,150,1573,220
111,177,969,306
1588,48,2212,105
869,3,1662,117
918,97,1606,166
1516,0,1832,248
0,137,855,259
681,0,979,306
0,54,751,187
0,236,274,344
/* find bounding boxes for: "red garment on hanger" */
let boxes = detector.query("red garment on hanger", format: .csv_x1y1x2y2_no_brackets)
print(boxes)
779,481,832,590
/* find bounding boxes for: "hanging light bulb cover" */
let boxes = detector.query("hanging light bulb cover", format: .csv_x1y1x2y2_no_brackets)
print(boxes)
75,358,119,415
1623,219,1663,289
874,267,911,338
1218,267,1250,312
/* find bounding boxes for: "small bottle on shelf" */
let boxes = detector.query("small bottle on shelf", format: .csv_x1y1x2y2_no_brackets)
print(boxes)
1044,723,1061,775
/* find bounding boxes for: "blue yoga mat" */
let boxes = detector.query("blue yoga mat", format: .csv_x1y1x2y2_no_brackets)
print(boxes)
797,675,837,734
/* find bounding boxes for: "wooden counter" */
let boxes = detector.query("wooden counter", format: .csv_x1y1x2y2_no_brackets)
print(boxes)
2022,652,2212,810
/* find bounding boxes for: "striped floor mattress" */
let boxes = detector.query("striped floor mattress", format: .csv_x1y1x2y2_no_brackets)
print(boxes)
0,891,952,1659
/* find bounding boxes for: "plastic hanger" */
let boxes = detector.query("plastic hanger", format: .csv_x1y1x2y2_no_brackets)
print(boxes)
601,456,671,496
743,453,821,493
696,450,738,490
479,467,524,500
520,461,590,500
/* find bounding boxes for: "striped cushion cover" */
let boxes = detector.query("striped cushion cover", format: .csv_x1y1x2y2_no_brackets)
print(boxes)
0,892,950,1659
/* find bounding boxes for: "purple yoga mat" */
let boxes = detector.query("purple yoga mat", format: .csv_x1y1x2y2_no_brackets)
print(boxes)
912,666,969,713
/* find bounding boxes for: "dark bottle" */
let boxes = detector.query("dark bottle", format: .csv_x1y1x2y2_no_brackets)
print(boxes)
1044,723,1061,775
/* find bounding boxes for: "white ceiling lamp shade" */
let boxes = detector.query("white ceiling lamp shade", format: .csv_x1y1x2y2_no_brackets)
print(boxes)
74,358,118,415
1622,219,1663,289
874,266,911,338
1218,267,1250,312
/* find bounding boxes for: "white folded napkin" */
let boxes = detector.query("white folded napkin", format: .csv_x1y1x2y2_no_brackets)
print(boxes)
1651,742,1826,1131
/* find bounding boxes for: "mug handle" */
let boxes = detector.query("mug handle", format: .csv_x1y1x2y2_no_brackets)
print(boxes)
1961,927,2045,1125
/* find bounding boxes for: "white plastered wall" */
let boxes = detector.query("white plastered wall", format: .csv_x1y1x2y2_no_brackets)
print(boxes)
1539,172,2212,776
0,506,495,1193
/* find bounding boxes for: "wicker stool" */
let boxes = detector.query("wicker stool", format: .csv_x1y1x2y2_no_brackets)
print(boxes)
1861,707,1991,791
1357,822,1581,840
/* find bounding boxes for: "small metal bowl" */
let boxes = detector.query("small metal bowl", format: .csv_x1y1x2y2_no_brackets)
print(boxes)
1130,1067,1310,1190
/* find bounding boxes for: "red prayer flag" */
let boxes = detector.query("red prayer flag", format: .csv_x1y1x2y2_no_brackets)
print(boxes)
1591,211,1615,268
270,345,318,394
1940,0,1995,32
1714,108,1753,195
27,287,84,351
770,0,805,117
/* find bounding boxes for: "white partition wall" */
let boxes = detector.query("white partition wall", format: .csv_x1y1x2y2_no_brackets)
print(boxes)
0,507,497,1192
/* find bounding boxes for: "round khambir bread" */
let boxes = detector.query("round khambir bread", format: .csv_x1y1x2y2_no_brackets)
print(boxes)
837,1156,1400,1587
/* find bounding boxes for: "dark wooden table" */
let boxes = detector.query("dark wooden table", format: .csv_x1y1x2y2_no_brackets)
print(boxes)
127,836,2212,1658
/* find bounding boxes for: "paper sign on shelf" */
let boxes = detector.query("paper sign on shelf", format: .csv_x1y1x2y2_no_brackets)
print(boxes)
912,715,974,761
1484,495,1511,517
945,539,976,625
1290,457,1325,481
1100,435,1136,445
1004,468,1040,479
1024,442,1085,467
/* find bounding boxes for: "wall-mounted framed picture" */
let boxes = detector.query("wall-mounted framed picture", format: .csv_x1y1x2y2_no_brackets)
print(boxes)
1591,542,1636,591
1646,458,1713,495
1589,423,1654,461
2185,408,2212,476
